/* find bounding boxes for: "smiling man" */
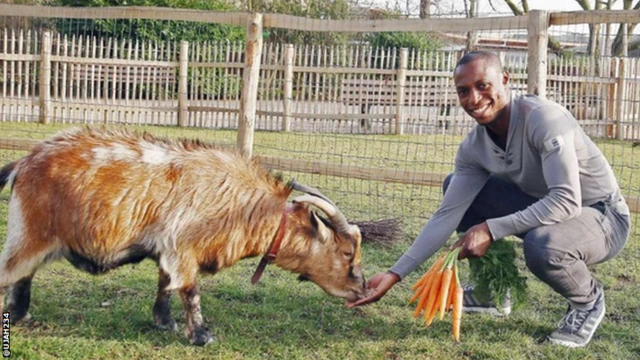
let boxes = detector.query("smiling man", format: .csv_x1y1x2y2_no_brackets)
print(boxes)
347,50,631,348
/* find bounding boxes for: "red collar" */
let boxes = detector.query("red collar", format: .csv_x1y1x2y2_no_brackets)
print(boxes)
251,207,290,284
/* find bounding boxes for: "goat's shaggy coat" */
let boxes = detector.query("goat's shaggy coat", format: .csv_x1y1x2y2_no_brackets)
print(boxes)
0,127,365,345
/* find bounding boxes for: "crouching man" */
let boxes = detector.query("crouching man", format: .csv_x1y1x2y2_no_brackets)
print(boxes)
347,50,630,348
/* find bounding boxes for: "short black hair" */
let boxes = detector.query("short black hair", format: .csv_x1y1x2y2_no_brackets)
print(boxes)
454,50,503,73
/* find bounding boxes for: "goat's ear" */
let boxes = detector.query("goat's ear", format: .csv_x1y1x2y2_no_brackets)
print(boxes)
310,211,332,243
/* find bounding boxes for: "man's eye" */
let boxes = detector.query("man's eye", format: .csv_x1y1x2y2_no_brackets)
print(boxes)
478,83,489,90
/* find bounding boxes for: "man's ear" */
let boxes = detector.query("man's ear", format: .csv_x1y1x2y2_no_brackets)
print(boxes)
502,70,510,85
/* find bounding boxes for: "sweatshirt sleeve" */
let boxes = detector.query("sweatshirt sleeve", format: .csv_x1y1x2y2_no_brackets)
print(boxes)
390,144,490,279
486,106,582,240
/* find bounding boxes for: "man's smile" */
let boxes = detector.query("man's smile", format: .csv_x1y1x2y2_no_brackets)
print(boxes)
467,101,493,116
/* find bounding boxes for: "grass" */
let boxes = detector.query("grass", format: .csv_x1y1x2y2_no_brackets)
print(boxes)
0,122,639,359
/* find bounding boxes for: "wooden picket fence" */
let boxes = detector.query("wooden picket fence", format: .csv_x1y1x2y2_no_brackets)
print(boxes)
1,27,639,139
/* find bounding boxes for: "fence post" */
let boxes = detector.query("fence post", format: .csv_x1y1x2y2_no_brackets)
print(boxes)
395,48,408,135
606,58,616,138
282,43,294,132
178,40,189,127
614,23,629,141
39,31,51,124
527,10,549,99
615,57,627,140
238,12,263,156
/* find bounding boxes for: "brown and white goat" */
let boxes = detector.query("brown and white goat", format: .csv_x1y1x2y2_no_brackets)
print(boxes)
0,127,366,345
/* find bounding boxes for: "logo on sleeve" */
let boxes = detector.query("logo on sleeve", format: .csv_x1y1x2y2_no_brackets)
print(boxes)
544,135,564,152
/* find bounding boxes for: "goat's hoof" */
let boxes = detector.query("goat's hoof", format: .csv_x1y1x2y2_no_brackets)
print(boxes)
189,327,215,346
9,312,32,325
154,317,178,332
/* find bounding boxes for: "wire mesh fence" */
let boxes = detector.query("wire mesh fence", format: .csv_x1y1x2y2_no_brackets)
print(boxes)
0,5,638,253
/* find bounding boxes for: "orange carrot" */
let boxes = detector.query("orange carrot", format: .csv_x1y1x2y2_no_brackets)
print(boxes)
445,265,458,311
411,267,434,291
413,271,435,317
452,285,463,342
423,269,444,326
424,254,445,277
437,266,454,320
411,274,428,292
410,253,445,305
409,279,427,304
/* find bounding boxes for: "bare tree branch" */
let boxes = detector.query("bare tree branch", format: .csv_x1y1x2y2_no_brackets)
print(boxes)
503,0,524,15
420,0,431,18
611,0,639,55
486,0,499,12
574,0,592,10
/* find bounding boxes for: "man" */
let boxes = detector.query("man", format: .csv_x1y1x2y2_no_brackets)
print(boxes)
347,50,630,348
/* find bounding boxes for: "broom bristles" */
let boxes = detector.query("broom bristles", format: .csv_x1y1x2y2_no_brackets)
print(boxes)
351,218,403,246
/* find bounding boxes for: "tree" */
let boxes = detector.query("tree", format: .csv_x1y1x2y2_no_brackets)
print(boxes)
420,0,431,18
500,0,564,54
246,0,353,45
51,0,246,42
503,0,529,15
463,0,477,50
610,0,639,56
504,0,638,56
364,8,442,52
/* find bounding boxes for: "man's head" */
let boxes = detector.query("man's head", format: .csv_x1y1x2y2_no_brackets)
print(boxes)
454,50,510,126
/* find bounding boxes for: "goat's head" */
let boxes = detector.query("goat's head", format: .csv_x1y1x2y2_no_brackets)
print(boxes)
274,183,365,302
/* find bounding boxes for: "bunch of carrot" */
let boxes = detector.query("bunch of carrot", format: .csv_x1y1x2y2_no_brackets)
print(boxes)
409,248,463,342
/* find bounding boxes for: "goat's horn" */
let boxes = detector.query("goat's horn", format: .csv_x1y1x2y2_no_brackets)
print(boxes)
292,194,357,238
290,179,337,208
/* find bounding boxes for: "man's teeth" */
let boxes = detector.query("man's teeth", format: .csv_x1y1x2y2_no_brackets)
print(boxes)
472,104,490,113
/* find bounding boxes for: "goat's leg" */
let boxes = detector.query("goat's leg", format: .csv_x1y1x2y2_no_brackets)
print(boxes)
6,275,34,324
153,268,177,331
0,237,58,324
179,283,214,346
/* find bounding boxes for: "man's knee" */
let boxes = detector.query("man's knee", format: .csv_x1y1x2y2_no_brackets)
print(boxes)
523,229,564,276
523,232,546,274
442,173,454,195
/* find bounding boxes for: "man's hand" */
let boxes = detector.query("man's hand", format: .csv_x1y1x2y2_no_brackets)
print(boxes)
345,272,400,308
451,222,493,259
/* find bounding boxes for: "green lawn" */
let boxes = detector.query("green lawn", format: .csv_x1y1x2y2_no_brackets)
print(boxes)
0,122,639,359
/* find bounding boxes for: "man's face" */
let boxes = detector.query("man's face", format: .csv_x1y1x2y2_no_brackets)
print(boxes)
454,59,510,126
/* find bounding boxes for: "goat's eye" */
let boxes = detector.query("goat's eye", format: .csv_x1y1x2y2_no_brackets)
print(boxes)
343,251,353,258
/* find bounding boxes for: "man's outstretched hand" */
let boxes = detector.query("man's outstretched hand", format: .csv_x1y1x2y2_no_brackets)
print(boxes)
451,222,493,259
346,271,401,308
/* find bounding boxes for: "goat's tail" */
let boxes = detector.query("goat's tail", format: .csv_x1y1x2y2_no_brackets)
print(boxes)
0,161,17,192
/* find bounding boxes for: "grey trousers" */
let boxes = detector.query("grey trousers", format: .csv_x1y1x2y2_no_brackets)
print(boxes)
443,174,630,307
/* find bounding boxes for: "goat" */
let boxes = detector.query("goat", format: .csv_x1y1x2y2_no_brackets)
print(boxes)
0,127,367,345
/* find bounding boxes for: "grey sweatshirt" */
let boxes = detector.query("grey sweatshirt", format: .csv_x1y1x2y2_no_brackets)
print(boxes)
390,95,628,279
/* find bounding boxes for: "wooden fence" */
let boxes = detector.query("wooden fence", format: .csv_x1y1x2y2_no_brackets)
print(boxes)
2,29,639,139
0,5,639,217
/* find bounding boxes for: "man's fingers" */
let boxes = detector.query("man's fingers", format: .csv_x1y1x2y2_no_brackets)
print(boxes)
347,297,376,308
454,241,467,258
346,299,366,308
458,243,471,259
346,292,381,308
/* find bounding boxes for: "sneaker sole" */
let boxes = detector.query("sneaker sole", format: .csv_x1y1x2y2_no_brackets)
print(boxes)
463,306,511,317
547,303,606,348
